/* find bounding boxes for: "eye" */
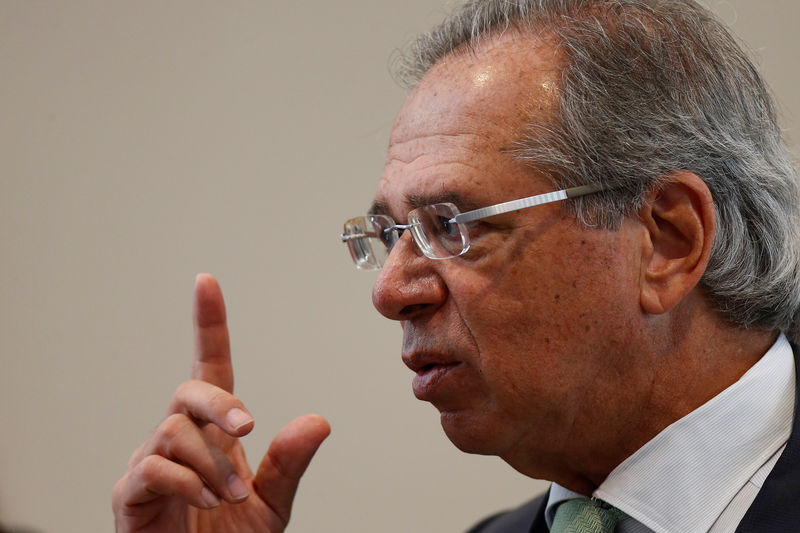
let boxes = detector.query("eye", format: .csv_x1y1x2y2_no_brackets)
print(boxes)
381,226,402,247
438,216,460,238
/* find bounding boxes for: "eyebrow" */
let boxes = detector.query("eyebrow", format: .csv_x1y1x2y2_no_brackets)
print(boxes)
368,200,390,216
368,192,483,217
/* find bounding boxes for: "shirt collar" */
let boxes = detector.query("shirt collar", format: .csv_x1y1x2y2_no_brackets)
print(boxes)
545,334,795,533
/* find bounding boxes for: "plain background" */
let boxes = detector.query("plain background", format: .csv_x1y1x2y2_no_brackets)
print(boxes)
1,1,798,532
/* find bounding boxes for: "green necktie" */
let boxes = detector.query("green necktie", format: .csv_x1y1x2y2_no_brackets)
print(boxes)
550,498,628,533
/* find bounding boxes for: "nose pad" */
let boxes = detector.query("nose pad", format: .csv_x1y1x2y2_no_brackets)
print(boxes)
371,232,447,321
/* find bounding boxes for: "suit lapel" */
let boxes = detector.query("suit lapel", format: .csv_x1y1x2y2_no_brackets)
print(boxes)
735,343,800,532
528,489,549,533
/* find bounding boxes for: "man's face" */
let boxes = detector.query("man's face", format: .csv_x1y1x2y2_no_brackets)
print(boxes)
371,34,647,478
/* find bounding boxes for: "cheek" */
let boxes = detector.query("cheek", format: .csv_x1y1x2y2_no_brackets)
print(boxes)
448,230,640,394
456,246,588,348
446,265,569,401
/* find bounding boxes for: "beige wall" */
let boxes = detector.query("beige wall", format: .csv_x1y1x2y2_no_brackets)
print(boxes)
1,2,797,532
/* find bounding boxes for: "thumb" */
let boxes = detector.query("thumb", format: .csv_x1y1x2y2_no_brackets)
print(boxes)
253,414,331,527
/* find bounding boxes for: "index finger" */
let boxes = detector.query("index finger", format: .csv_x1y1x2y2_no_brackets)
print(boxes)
192,273,234,392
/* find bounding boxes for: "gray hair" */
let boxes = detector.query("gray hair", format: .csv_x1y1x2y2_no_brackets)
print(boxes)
393,0,800,343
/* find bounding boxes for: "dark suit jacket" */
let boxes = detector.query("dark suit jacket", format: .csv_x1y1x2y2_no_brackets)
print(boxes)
466,343,800,533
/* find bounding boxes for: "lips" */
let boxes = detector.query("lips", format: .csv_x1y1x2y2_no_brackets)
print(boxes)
403,352,464,400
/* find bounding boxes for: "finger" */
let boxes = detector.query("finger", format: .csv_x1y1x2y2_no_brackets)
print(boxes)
114,454,221,510
253,414,331,527
141,413,251,503
167,380,255,436
192,273,234,392
128,381,254,469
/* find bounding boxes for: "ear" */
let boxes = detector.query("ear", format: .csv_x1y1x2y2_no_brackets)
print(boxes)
638,172,716,315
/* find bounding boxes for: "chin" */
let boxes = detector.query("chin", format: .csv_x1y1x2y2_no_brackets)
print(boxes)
439,410,508,456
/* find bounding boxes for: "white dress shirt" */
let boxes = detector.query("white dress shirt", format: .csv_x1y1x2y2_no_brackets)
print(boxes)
545,334,795,533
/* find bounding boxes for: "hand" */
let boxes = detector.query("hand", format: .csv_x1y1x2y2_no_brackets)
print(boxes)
113,274,331,532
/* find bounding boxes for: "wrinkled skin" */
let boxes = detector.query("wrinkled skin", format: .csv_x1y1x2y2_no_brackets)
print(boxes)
369,32,765,493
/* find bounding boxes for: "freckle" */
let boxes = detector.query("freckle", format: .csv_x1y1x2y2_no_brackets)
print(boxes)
585,325,590,332
545,337,550,343
572,281,577,288
581,240,586,245
554,294,560,301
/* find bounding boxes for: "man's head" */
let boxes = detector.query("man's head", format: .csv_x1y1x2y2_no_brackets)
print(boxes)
352,0,799,492
392,0,800,341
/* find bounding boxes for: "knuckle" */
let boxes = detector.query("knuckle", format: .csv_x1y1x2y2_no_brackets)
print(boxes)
156,413,191,443
137,455,166,485
126,442,146,469
132,454,204,500
172,380,196,404
111,477,127,510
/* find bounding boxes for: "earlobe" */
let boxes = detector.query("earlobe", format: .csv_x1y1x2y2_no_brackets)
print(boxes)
638,173,716,315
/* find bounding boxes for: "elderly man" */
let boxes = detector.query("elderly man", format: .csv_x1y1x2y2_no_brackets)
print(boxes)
113,0,800,532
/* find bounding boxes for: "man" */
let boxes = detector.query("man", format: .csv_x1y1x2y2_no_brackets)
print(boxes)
113,1,800,532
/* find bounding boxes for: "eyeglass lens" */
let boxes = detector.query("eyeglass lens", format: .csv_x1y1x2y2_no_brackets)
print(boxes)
409,203,469,259
343,215,396,270
342,203,470,270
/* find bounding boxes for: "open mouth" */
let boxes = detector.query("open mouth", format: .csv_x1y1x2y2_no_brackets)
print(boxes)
412,362,462,399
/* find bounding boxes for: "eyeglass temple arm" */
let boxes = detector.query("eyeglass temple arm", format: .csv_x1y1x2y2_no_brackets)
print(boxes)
450,183,611,224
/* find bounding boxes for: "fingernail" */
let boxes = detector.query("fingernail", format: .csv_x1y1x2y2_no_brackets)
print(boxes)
227,473,249,501
226,408,253,431
201,486,220,508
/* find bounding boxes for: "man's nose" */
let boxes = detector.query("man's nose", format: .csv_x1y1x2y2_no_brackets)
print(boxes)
371,232,447,321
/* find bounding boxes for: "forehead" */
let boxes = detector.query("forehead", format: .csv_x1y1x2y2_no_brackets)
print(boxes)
375,32,562,215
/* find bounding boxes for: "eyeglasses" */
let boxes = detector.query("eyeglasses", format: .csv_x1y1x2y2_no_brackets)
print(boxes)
341,183,611,270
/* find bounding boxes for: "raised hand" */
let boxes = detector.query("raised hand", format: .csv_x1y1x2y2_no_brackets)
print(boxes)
113,274,330,532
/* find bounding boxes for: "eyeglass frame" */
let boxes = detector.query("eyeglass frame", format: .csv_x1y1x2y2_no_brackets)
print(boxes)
341,182,613,269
